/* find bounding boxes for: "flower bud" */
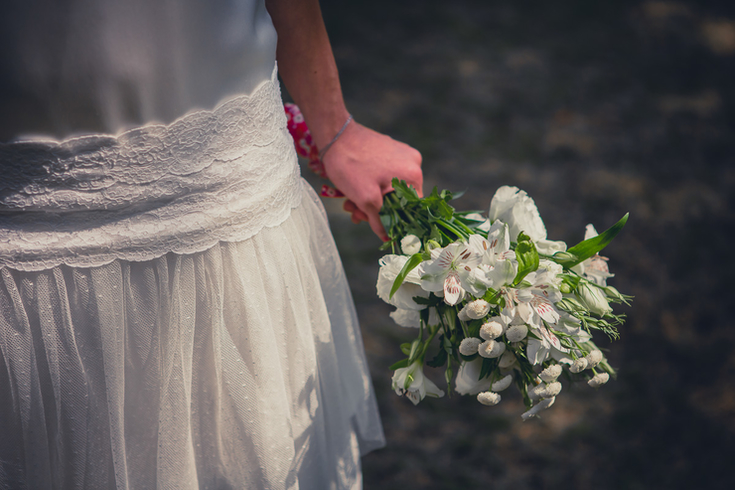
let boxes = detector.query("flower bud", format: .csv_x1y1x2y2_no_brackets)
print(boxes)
577,282,612,316
477,391,501,406
570,358,588,373
400,234,422,255
585,350,603,369
491,374,513,392
539,364,562,383
478,340,506,358
505,324,528,342
480,320,504,340
459,337,482,356
462,299,490,320
425,239,441,252
588,372,610,388
498,350,517,368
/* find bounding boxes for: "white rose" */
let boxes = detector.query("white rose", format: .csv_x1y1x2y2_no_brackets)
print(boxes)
478,340,506,358
459,337,482,356
461,299,491,320
539,364,562,382
400,234,422,255
389,308,420,328
480,319,505,340
477,391,501,406
588,372,610,388
570,358,588,373
455,358,492,395
488,186,547,242
505,324,528,342
585,350,603,369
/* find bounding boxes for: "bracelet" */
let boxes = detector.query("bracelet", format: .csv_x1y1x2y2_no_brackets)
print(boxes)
318,114,353,160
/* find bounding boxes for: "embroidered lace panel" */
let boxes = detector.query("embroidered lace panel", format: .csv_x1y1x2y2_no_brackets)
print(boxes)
0,66,303,271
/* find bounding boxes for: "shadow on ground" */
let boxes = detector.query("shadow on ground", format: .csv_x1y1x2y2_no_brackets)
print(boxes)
302,1,734,488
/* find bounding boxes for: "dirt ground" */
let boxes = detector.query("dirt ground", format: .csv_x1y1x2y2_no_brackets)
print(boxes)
300,1,734,488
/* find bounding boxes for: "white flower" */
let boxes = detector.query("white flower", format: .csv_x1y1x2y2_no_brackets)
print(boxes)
585,350,603,369
455,358,492,395
478,340,506,358
477,391,501,406
498,350,517,368
492,374,513,392
577,282,612,316
418,243,481,305
459,337,482,356
535,239,567,255
526,323,568,366
588,372,610,388
464,212,491,232
570,358,588,373
377,255,429,310
574,225,614,287
539,364,562,382
401,234,422,255
505,324,528,342
392,360,445,405
480,320,505,340
488,186,547,242
390,307,440,328
460,299,491,320
531,381,561,399
521,397,556,421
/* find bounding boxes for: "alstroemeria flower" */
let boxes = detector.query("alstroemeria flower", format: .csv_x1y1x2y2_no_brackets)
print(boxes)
392,360,445,405
488,186,547,242
377,254,429,311
572,224,614,286
418,243,481,305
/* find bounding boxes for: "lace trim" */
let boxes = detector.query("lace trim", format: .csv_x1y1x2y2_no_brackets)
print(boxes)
0,64,305,272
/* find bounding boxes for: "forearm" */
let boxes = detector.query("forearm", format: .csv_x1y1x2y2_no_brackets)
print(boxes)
265,0,349,149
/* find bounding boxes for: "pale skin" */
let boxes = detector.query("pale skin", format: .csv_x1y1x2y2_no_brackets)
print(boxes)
266,0,423,241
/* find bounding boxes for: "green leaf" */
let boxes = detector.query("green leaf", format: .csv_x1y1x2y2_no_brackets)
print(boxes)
479,357,498,380
513,233,539,285
554,213,629,268
400,343,412,356
389,253,424,299
389,358,410,370
426,342,448,368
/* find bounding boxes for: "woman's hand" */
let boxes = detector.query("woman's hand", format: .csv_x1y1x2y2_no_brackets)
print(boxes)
322,122,423,241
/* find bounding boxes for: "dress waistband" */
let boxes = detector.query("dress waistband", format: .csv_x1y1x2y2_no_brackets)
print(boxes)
0,65,303,271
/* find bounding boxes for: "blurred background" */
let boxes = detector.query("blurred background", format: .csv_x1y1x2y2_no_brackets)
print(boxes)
301,1,734,488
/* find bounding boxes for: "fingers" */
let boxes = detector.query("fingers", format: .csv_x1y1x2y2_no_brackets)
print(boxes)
366,210,389,242
344,199,370,224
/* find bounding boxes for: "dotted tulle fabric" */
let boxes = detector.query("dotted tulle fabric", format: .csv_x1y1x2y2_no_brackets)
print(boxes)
0,67,385,489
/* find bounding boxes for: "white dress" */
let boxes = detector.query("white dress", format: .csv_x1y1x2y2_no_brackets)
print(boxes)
0,1,385,488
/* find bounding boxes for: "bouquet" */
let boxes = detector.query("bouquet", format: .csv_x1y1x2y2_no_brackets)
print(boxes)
283,103,632,420
377,180,631,419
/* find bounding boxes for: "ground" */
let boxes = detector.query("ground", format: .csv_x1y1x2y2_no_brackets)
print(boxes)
299,1,735,488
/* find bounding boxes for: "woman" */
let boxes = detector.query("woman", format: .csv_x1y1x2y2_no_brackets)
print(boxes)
0,0,422,488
